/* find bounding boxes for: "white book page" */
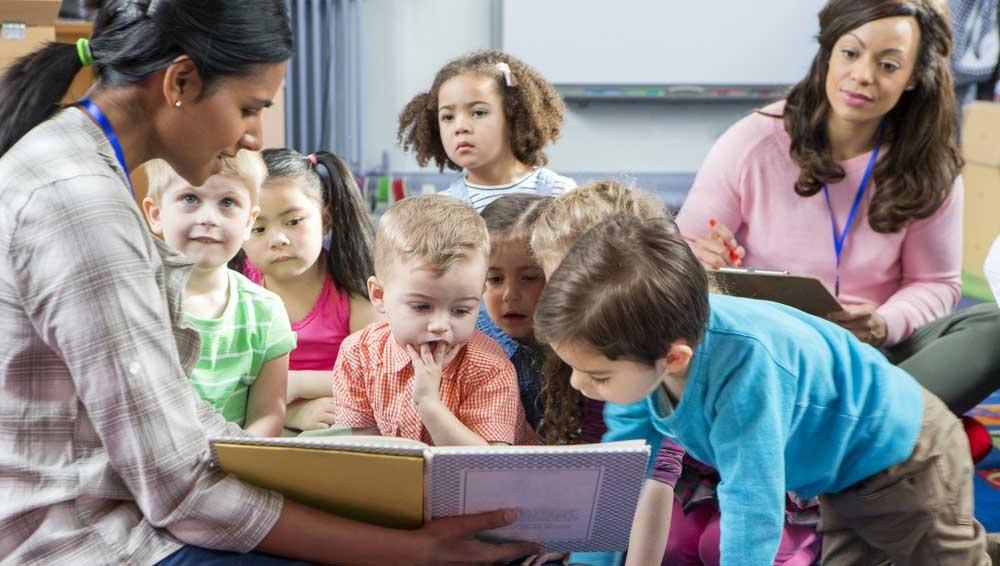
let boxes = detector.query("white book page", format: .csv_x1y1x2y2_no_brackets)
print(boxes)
459,467,603,542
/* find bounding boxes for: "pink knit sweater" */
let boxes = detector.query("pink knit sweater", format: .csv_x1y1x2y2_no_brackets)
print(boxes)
677,101,962,346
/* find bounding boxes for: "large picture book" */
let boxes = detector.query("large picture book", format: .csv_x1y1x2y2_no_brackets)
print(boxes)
210,435,649,552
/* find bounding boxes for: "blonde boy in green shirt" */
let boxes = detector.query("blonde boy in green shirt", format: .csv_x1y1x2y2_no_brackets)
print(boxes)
143,151,295,436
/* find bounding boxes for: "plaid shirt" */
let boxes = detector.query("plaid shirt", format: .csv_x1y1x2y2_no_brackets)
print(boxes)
333,322,529,445
0,108,283,565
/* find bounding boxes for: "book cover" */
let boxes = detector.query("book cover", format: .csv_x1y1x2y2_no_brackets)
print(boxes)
210,436,649,551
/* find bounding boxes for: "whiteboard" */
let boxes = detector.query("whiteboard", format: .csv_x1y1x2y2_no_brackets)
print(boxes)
502,0,827,86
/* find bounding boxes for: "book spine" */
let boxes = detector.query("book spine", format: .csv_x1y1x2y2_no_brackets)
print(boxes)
422,449,433,523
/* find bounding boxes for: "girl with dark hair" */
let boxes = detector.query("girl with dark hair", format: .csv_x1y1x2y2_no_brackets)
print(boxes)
678,0,1000,424
477,194,551,430
0,1,537,564
239,148,378,432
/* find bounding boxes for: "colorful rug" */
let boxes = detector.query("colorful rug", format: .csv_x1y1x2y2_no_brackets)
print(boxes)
968,388,1000,531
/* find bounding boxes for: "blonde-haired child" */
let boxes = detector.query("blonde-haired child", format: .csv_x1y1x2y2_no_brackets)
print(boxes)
143,152,294,437
398,50,575,212
332,194,530,446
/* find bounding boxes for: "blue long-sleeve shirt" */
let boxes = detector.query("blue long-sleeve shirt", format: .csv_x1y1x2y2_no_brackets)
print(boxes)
603,294,923,565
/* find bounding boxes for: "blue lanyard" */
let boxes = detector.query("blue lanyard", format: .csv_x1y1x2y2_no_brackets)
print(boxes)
821,121,885,297
78,98,134,197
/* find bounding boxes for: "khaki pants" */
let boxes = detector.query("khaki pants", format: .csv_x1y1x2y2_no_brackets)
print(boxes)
818,389,989,566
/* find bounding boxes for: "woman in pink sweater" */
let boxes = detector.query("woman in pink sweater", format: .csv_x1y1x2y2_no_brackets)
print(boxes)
678,0,1000,421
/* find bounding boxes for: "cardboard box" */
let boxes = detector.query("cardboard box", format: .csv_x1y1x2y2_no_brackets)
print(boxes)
54,17,91,44
0,1,61,70
961,101,1000,283
262,80,286,149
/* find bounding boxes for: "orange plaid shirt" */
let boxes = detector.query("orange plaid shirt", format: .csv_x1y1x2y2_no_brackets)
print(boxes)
332,322,531,445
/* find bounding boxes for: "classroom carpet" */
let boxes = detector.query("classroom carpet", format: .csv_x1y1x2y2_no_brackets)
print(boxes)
969,388,1000,531
929,294,1000,530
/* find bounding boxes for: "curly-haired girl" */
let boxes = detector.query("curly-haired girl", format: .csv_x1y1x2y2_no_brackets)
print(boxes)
398,50,575,212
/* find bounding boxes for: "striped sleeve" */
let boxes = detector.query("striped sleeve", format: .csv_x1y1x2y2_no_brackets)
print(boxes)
262,299,296,362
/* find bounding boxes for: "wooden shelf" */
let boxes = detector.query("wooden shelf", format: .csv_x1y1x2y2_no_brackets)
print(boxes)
55,19,93,44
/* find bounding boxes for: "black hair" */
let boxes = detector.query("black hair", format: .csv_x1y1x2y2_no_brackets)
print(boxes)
0,0,293,156
244,148,375,300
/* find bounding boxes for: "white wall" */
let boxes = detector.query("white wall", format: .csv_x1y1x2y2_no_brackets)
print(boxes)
362,0,763,175
551,100,760,173
362,0,494,173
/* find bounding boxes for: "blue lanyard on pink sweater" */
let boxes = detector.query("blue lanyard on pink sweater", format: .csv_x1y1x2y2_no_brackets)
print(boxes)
821,120,885,297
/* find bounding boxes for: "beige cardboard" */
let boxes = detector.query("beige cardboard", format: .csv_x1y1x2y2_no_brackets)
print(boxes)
962,164,1000,279
261,80,286,149
0,0,61,26
0,25,53,62
963,101,1000,167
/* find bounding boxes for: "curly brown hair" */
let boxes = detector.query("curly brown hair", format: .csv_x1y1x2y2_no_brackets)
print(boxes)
537,346,584,445
397,50,566,172
776,0,961,233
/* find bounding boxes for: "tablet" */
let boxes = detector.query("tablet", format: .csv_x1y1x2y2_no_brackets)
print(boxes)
710,267,843,318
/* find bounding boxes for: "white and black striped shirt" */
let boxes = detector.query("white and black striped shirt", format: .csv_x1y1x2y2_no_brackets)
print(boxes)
442,167,576,212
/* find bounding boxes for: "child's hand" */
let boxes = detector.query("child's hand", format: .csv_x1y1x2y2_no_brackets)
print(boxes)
407,342,460,407
285,396,337,431
692,218,744,269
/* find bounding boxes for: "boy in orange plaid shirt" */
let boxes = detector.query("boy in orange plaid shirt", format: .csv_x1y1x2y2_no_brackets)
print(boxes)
332,194,531,445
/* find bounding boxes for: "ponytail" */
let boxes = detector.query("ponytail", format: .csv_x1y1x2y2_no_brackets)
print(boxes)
313,151,375,299
0,0,292,158
0,43,83,155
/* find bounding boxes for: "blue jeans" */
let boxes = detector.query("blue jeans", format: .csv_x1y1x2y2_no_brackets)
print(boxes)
157,546,316,565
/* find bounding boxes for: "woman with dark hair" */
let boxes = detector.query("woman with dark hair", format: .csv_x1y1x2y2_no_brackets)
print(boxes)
678,0,1000,422
0,1,537,564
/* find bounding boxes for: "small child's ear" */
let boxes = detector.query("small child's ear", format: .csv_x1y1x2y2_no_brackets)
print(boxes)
367,275,387,314
663,340,693,375
142,197,163,236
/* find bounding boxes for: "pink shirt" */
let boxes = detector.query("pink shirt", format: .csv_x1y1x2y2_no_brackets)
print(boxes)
244,262,351,370
677,101,962,346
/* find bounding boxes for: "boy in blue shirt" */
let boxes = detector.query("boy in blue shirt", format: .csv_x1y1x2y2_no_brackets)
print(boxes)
533,213,988,566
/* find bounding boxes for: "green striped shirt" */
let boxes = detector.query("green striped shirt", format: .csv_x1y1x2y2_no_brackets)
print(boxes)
186,270,296,426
